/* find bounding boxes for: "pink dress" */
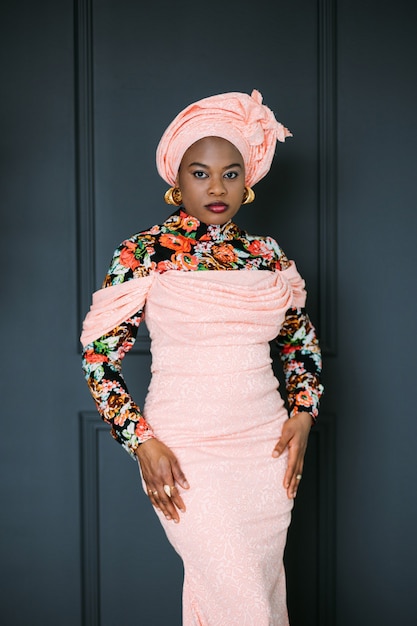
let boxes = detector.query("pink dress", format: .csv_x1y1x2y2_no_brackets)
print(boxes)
141,269,301,625
81,210,323,625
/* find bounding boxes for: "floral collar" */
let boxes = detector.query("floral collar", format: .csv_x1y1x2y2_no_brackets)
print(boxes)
162,209,240,243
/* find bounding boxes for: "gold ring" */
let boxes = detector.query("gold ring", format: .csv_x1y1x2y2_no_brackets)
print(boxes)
152,490,158,496
296,474,302,481
163,484,172,498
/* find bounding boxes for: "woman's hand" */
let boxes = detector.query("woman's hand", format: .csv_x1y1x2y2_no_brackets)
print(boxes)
135,438,190,523
272,411,312,499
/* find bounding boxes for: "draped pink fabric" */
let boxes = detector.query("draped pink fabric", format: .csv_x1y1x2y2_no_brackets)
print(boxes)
80,263,305,347
80,275,154,347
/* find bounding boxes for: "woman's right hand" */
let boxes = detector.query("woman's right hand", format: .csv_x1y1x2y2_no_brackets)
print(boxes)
135,438,190,523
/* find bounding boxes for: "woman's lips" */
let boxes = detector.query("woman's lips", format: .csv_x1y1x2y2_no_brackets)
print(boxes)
205,203,228,213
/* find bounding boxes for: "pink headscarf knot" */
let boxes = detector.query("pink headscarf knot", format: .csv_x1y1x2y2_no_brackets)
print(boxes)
156,90,292,188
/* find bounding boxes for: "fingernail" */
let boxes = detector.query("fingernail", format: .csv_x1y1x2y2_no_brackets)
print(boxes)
165,515,171,520
174,518,179,524
183,481,190,489
272,451,279,458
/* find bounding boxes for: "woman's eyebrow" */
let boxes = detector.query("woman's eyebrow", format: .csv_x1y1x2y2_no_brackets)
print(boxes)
188,162,242,169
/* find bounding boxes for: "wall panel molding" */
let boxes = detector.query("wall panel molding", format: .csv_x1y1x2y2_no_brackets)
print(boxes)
79,411,106,626
315,412,336,625
317,0,338,355
285,412,336,625
74,0,150,353
75,0,96,343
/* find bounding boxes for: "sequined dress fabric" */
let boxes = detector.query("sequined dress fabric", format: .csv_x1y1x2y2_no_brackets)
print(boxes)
144,269,297,625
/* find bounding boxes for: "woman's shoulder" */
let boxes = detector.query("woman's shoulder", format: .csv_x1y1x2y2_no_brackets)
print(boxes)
102,222,163,287
237,226,291,271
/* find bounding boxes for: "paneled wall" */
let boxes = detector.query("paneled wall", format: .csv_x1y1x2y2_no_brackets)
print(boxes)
2,1,416,625
74,0,336,624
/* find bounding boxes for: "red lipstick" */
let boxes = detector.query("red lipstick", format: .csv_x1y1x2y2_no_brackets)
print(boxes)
206,203,228,213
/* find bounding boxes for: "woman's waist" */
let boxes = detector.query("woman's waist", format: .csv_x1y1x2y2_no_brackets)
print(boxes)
149,343,273,374
143,387,287,448
143,366,286,436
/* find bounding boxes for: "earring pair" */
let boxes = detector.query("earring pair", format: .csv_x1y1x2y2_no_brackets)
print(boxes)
164,186,255,206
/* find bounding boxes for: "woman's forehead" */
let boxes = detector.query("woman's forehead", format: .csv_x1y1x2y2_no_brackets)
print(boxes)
181,136,244,165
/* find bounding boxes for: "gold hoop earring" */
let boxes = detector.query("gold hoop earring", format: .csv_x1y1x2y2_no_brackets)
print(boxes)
164,187,182,206
242,186,255,205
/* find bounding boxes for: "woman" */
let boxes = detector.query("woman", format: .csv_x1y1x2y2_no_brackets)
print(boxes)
81,90,323,625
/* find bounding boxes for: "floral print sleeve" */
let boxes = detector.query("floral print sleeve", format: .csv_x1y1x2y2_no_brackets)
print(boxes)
81,244,156,458
266,235,323,422
275,308,323,422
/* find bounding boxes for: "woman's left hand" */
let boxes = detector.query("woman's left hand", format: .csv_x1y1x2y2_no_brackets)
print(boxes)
272,411,313,499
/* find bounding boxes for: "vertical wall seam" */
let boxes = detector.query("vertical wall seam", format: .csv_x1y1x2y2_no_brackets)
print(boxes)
79,411,106,626
318,0,338,356
75,0,96,348
317,412,336,625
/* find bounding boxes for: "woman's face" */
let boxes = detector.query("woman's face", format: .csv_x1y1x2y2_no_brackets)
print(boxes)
177,136,246,225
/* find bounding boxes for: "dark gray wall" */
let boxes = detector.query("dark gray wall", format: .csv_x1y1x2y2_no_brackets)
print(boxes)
1,1,416,625
336,2,417,623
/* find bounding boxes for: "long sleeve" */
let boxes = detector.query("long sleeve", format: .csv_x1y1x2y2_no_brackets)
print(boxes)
81,241,156,458
275,307,324,422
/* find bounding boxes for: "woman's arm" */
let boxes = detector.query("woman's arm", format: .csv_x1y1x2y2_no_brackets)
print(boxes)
81,238,157,457
81,236,189,521
275,307,323,422
81,311,156,458
273,306,324,498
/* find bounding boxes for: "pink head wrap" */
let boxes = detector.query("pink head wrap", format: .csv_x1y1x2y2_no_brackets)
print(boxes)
156,89,292,188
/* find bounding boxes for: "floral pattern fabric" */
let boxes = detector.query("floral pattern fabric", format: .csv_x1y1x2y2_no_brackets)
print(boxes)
82,209,323,457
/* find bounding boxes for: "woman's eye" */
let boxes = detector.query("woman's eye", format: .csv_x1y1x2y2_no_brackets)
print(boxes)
193,171,208,178
224,171,238,179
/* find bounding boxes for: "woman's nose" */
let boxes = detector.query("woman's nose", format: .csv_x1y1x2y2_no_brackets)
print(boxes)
208,176,226,195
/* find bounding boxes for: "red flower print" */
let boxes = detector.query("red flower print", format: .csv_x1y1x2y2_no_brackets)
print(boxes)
159,233,192,252
280,344,298,355
156,260,178,272
294,389,313,408
180,215,199,232
211,243,238,264
135,416,150,436
247,240,274,260
119,241,141,270
171,252,199,270
84,349,109,364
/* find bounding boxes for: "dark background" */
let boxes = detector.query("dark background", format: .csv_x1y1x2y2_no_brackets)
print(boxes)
1,1,416,624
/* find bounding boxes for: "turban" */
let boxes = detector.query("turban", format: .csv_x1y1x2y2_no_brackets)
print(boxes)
156,89,292,188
